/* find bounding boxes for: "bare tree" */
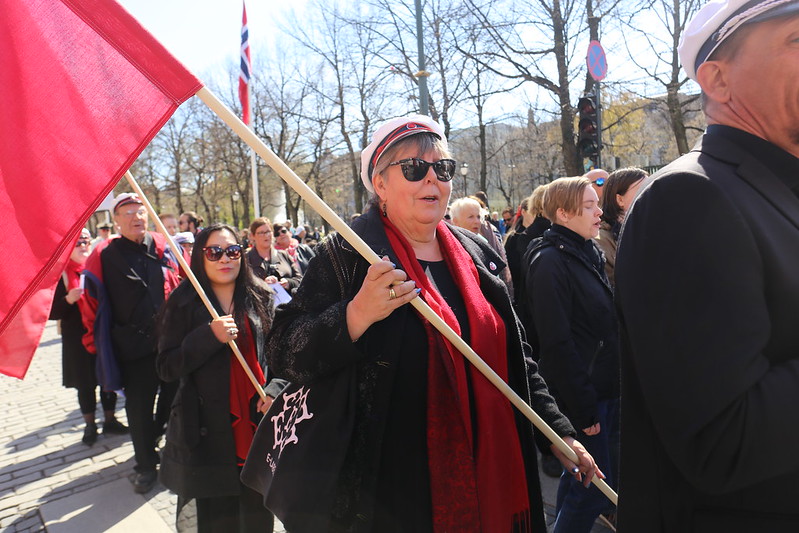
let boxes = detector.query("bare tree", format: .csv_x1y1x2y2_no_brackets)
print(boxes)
284,2,399,214
618,0,703,155
461,0,624,175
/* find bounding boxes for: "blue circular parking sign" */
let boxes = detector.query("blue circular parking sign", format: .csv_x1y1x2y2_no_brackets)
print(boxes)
586,40,607,82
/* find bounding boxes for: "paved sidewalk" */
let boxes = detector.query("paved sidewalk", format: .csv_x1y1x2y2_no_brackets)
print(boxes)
1,321,611,532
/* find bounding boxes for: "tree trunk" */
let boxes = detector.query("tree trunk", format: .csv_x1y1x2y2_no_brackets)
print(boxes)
553,0,580,175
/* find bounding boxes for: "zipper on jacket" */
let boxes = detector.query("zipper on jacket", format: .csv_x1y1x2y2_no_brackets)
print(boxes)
587,340,604,377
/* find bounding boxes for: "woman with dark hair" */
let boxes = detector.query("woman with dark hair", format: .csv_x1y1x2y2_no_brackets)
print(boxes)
265,115,599,532
157,223,287,532
272,222,316,275
179,211,204,236
596,168,647,286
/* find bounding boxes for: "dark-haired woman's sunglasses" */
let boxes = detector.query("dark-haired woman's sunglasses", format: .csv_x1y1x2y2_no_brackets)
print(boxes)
203,244,243,262
388,158,457,182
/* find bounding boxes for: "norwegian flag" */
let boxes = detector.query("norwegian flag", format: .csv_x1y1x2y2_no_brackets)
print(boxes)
239,2,252,125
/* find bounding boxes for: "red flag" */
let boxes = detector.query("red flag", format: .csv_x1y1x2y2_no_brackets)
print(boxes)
0,0,202,379
239,2,252,125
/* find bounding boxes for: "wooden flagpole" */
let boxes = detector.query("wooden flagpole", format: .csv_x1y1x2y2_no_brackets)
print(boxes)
123,171,267,402
195,87,617,505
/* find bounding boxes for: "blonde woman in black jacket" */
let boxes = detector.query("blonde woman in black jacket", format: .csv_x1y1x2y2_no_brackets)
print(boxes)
524,176,619,533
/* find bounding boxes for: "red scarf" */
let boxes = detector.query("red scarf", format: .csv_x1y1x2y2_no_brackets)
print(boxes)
64,258,82,290
229,319,265,465
274,238,299,259
382,218,531,533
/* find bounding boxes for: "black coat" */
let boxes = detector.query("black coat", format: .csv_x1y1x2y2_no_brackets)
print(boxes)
102,234,171,362
156,280,286,500
524,224,619,431
510,216,552,332
615,126,799,531
294,242,316,275
266,204,574,532
246,247,301,291
50,280,97,390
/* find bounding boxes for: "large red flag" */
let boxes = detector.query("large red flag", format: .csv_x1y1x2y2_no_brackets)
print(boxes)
0,0,202,379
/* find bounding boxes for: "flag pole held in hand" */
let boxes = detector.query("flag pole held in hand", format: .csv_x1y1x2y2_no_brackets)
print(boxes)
195,87,617,505
123,171,267,402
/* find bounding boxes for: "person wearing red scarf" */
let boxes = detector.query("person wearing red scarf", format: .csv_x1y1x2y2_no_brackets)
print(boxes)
266,115,601,532
157,224,288,532
49,228,127,446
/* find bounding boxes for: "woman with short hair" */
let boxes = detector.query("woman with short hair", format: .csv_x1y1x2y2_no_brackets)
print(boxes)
265,115,599,532
246,217,301,292
525,176,619,532
449,196,485,236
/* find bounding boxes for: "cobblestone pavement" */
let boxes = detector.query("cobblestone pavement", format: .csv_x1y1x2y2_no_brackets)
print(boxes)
1,321,610,532
0,322,287,533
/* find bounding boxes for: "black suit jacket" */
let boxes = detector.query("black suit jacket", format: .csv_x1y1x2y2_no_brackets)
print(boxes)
615,127,799,532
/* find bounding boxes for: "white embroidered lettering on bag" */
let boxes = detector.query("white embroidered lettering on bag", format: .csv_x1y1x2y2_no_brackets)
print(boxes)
267,387,314,472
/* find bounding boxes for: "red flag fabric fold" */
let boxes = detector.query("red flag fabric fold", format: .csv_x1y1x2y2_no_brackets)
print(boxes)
0,0,202,379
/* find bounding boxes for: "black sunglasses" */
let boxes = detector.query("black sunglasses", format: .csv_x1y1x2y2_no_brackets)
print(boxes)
202,244,243,262
274,228,288,236
75,239,91,247
388,158,457,182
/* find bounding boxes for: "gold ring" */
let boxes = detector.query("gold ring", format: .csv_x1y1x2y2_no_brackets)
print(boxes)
388,287,397,300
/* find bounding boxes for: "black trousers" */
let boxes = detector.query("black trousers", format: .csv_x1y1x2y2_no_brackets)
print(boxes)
77,388,117,415
195,481,274,533
121,353,177,472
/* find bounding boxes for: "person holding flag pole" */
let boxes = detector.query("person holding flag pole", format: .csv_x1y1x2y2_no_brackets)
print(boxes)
156,221,286,532
1,0,616,523
196,87,618,502
252,115,602,531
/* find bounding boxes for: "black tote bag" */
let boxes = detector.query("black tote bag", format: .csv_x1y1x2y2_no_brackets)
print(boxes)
241,367,357,532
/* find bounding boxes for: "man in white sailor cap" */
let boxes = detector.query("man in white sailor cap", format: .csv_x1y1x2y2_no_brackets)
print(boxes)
614,1,799,531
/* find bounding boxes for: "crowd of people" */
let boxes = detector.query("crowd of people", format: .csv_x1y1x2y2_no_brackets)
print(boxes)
47,1,799,530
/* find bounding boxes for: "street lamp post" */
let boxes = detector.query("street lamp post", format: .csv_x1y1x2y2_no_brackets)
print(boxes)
460,163,469,197
232,191,241,228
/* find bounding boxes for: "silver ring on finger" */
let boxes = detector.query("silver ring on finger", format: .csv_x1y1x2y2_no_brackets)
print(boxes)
388,287,397,300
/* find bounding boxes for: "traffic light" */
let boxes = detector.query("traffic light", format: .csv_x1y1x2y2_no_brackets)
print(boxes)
577,95,599,167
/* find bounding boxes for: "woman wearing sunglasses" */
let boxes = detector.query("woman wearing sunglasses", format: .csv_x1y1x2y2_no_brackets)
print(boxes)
246,217,302,293
265,114,599,532
49,228,127,446
272,223,316,275
156,224,287,532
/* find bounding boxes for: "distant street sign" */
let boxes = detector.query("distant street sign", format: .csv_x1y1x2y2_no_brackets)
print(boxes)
586,40,607,82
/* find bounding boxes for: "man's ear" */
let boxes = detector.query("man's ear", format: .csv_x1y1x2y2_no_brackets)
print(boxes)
697,61,731,105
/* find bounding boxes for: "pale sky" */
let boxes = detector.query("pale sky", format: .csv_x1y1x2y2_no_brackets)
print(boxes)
117,0,307,77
